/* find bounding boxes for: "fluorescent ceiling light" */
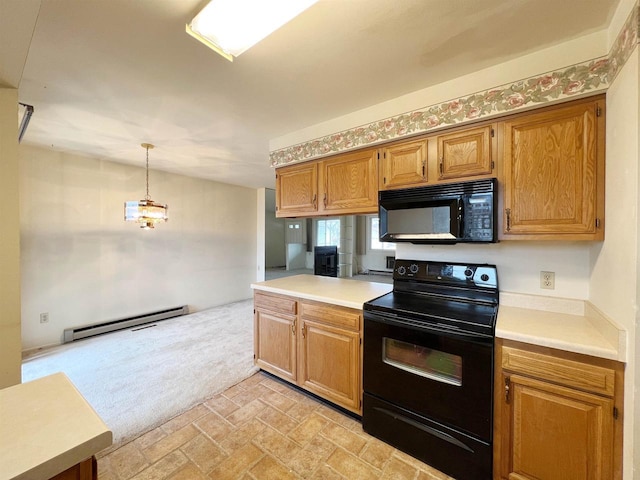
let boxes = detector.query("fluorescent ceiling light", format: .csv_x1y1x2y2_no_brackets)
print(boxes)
186,0,318,62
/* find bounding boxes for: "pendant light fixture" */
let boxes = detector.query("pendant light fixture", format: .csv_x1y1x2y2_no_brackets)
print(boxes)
124,143,168,229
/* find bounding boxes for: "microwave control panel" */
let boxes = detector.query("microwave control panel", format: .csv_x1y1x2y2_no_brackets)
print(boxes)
464,193,495,241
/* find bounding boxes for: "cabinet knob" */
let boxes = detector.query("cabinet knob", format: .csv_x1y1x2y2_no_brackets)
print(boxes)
312,194,317,209
506,208,512,232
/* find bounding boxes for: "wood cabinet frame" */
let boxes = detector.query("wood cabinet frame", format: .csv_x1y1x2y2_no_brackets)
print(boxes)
493,339,624,480
275,162,318,218
436,124,495,180
254,292,298,382
379,139,428,190
319,148,378,215
275,94,606,241
500,95,605,240
253,292,363,414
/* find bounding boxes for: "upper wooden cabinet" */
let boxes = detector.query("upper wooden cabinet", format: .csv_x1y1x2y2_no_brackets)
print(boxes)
319,148,378,215
276,148,378,218
274,95,606,239
501,97,605,240
494,339,623,480
437,125,494,180
379,139,428,190
275,162,318,218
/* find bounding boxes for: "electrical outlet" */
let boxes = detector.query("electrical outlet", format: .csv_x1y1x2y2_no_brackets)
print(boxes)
540,271,555,290
40,312,49,324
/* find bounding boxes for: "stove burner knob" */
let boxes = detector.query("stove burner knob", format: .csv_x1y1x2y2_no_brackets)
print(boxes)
464,268,473,278
397,266,406,275
409,264,419,274
481,274,490,282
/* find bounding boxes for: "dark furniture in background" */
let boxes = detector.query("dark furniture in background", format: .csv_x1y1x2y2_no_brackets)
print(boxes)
314,246,338,277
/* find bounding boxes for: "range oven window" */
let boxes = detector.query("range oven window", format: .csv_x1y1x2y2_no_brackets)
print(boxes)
382,337,462,386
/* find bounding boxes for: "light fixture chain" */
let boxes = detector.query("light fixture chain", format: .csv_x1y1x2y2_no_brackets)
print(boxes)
145,144,150,200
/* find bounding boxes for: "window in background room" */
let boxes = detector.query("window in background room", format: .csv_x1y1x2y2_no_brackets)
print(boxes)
370,216,395,251
316,218,341,246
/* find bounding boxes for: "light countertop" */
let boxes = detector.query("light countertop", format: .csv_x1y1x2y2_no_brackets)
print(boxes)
252,277,626,363
251,274,392,310
0,372,112,480
497,293,626,362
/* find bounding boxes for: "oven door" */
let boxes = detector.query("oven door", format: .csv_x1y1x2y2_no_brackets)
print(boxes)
363,310,494,441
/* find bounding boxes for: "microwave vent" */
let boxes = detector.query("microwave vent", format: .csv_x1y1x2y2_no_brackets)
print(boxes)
379,178,496,202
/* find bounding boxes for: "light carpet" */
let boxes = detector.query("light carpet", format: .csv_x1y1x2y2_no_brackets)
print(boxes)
22,299,258,449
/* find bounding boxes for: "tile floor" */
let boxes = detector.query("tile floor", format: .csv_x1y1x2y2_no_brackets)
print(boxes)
97,372,454,480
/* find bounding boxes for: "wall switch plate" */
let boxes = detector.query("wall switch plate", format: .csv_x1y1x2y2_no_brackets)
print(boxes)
40,312,49,324
540,271,555,290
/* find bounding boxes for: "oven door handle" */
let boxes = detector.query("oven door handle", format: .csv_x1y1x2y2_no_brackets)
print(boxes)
364,311,493,343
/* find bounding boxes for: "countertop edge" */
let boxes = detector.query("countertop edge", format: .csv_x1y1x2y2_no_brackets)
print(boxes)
251,283,365,310
1,373,113,480
495,328,620,361
15,432,113,480
251,276,393,310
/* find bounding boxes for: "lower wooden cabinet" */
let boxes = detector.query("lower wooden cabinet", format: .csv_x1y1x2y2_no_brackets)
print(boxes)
253,292,363,414
254,292,297,382
50,457,96,480
494,339,624,480
298,301,361,413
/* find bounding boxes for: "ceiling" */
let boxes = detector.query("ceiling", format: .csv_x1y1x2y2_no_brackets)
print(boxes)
2,0,620,189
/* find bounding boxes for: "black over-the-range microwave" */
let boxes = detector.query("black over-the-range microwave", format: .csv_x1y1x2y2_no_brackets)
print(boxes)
378,178,497,244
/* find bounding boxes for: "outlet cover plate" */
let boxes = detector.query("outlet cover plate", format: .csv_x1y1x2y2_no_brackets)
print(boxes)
540,271,555,290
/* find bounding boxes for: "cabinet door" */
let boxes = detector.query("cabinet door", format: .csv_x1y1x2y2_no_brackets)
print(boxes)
254,309,297,382
51,457,96,480
500,373,614,480
437,125,493,180
502,99,604,239
319,149,378,215
275,162,318,218
299,319,361,413
379,139,427,189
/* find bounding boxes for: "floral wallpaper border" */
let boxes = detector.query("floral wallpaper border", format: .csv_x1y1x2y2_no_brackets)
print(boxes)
270,1,640,167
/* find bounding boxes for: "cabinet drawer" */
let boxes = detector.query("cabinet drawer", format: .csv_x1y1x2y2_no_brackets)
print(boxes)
254,291,297,316
502,346,615,397
300,301,360,330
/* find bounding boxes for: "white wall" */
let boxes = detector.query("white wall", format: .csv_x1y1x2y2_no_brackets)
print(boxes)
398,242,591,298
0,88,22,387
590,6,639,478
20,145,258,350
256,187,266,282
270,31,608,152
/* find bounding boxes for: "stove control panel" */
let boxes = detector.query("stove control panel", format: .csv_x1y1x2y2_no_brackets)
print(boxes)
393,259,498,289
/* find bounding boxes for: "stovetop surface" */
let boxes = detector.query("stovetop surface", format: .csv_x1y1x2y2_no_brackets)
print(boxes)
363,259,499,334
364,290,497,329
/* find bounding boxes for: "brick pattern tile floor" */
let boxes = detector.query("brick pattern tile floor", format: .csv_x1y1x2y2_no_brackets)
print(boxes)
97,372,454,480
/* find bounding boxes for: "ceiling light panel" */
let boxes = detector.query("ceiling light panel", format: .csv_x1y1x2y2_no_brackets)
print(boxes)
186,0,318,61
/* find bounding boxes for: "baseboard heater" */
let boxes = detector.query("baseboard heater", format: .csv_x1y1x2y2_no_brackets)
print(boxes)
63,305,188,343
367,269,393,276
